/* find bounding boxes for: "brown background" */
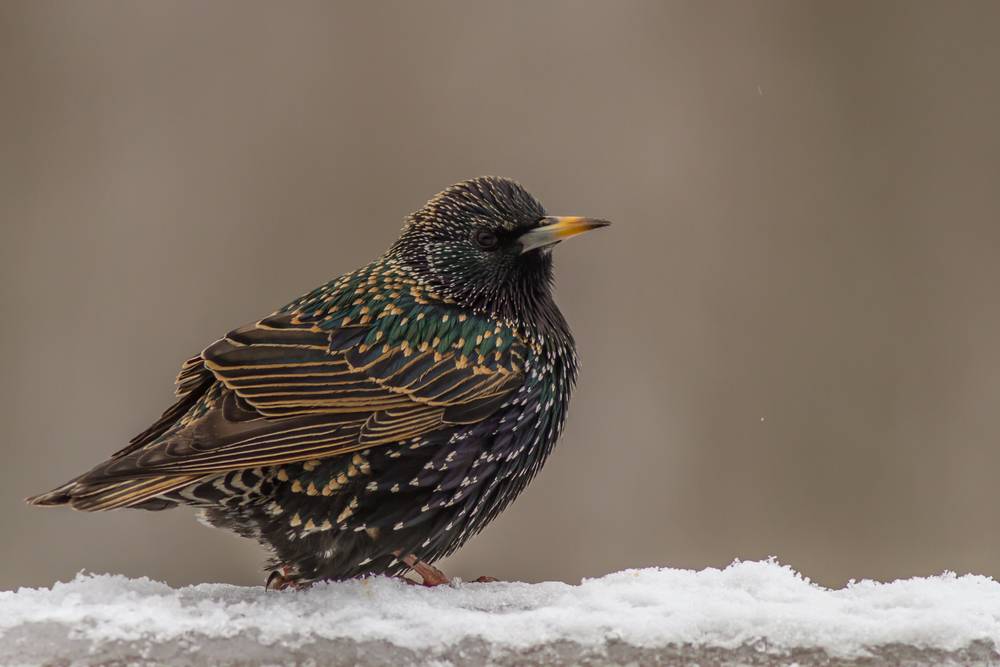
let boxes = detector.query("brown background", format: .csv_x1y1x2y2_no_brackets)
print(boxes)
2,1,999,591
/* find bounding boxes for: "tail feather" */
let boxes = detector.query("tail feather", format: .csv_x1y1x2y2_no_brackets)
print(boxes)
25,481,77,507
27,364,214,512
26,474,202,511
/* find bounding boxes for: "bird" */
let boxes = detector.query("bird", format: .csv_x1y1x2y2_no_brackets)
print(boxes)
27,176,609,589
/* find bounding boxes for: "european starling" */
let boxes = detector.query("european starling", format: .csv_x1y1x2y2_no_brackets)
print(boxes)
28,177,609,588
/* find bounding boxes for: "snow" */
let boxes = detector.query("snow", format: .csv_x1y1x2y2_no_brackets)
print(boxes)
3,559,1000,665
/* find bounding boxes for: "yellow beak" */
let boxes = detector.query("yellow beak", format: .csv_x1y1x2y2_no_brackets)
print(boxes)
518,216,611,253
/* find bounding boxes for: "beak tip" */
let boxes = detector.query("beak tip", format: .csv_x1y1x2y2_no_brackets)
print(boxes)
542,216,612,230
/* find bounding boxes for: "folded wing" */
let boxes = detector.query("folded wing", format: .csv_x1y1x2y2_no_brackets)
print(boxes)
32,310,526,509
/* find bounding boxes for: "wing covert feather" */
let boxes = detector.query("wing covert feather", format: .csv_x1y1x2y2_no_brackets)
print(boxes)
96,309,527,481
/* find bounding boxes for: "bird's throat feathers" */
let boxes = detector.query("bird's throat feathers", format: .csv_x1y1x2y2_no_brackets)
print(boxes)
387,247,568,342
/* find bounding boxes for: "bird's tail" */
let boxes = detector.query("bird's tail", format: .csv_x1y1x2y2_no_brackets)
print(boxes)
26,474,201,511
25,481,77,507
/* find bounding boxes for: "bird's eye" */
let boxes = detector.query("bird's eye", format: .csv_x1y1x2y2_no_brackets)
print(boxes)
473,229,499,251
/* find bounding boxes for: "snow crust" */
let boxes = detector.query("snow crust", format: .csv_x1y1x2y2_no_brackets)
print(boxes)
3,559,1000,660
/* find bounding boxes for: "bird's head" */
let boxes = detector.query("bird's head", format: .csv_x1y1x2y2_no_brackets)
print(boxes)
388,176,609,323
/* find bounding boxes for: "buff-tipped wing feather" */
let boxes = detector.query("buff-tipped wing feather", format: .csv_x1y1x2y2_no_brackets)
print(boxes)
27,312,524,510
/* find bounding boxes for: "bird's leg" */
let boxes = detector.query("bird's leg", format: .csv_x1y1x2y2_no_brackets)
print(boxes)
396,552,499,585
400,553,451,586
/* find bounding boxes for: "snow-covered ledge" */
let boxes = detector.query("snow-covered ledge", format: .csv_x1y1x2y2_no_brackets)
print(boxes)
2,560,999,666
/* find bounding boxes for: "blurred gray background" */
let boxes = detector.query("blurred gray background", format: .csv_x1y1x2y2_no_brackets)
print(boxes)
2,0,999,591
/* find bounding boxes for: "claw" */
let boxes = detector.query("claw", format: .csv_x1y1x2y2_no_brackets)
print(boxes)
265,570,288,591
266,565,304,591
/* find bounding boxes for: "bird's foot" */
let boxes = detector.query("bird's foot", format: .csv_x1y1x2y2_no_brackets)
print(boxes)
397,553,499,586
400,554,451,586
265,565,306,591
